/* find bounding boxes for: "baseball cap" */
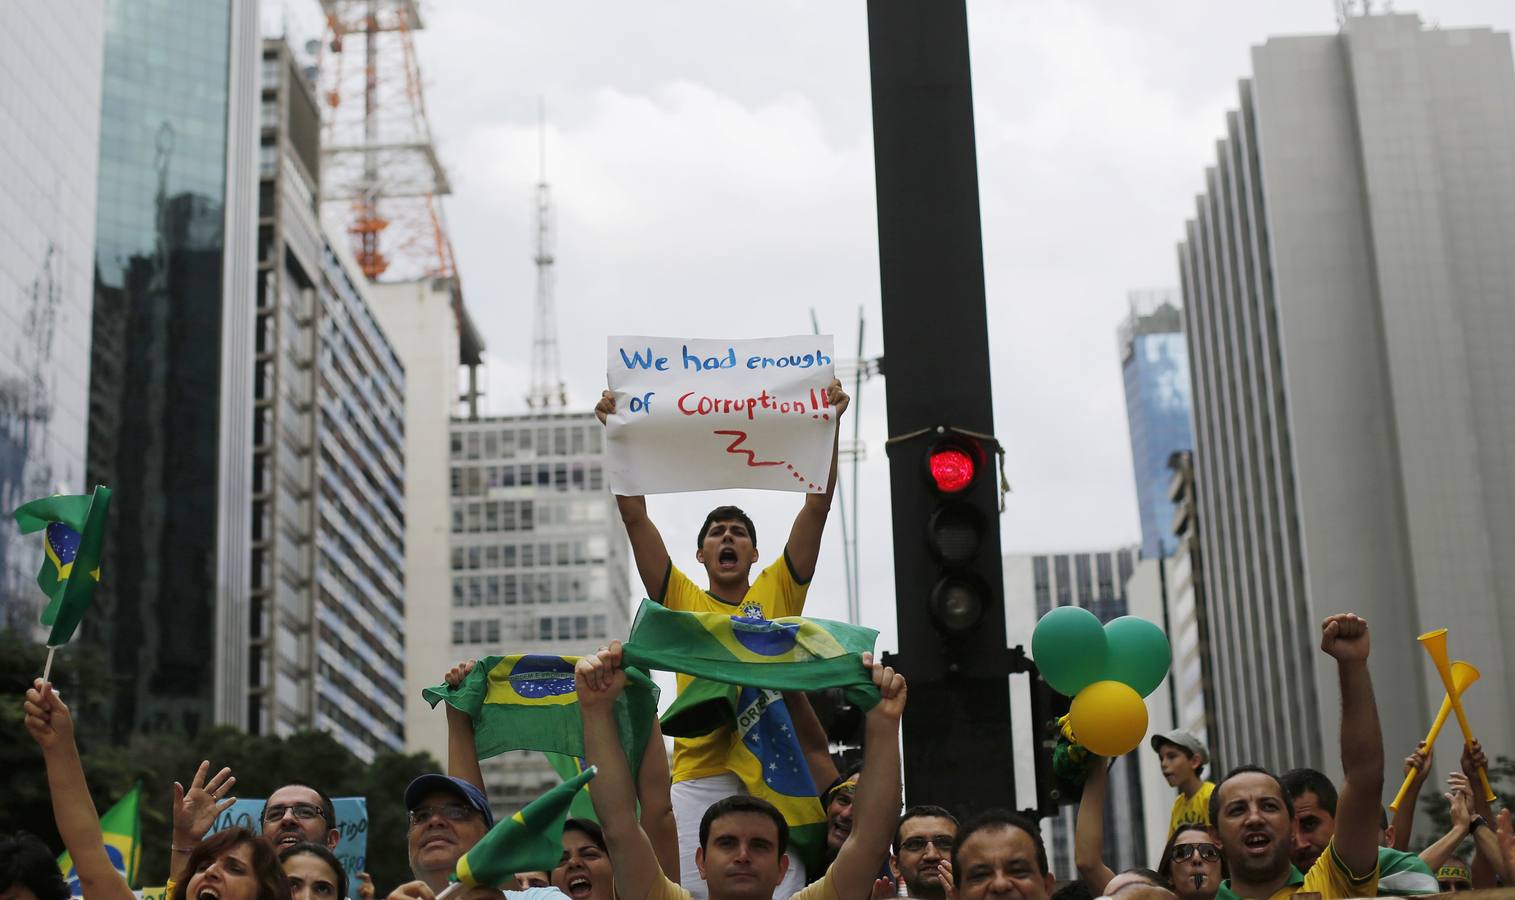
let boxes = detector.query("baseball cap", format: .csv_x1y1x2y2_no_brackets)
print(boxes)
1149,730,1207,762
404,774,496,828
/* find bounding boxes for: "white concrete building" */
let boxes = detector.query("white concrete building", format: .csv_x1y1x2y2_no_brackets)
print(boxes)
1179,13,1515,811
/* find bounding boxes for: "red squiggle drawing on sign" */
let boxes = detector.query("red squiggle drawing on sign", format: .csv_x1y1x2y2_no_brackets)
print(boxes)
713,430,785,467
714,430,818,488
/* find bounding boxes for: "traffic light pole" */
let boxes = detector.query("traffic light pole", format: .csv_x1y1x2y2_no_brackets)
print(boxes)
867,0,1028,817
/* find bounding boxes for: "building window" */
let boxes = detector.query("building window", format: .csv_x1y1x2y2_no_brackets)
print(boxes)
486,620,500,643
452,621,464,643
468,620,483,644
592,615,607,638
452,581,464,607
538,617,552,640
574,616,588,640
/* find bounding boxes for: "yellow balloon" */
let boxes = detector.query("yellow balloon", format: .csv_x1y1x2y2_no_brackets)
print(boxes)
1068,680,1149,757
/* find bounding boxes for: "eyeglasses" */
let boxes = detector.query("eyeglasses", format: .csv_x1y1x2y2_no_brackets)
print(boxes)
264,804,326,824
900,836,956,854
1170,844,1221,863
409,804,478,826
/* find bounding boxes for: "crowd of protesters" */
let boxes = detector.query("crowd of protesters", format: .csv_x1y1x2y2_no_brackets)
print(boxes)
9,381,1515,900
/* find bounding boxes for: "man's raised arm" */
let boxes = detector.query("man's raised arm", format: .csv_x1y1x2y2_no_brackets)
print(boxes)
784,379,849,582
597,391,673,600
826,655,905,900
1320,613,1384,878
577,642,663,900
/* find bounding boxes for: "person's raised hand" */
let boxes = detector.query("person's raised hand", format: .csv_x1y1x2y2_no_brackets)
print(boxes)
864,652,907,721
936,858,957,900
594,390,616,425
1461,739,1489,781
386,881,435,900
870,877,895,900
23,679,74,752
1406,741,1433,787
445,659,477,690
1494,809,1515,881
357,872,375,900
826,379,850,419
173,760,237,846
575,642,626,709
1320,613,1370,662
1446,772,1473,829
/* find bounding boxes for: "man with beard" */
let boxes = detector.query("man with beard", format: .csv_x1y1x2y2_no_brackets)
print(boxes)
596,381,849,899
1208,614,1383,900
891,807,958,899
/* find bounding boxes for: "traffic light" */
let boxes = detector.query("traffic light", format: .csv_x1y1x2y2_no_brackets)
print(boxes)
891,428,1008,681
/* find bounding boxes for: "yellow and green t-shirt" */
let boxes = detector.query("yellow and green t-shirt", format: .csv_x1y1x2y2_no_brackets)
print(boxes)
1216,839,1378,900
659,555,809,783
1169,780,1216,836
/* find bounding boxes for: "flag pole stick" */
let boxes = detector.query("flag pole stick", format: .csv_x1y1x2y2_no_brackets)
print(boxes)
434,884,463,900
41,646,57,684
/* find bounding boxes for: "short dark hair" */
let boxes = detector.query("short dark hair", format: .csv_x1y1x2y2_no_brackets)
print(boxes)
1155,823,1224,885
1210,766,1295,824
953,809,1048,879
1279,768,1338,817
563,818,608,853
893,805,959,856
262,783,338,833
698,506,757,550
699,795,788,857
279,841,347,900
170,827,290,900
0,832,70,900
1050,881,1094,900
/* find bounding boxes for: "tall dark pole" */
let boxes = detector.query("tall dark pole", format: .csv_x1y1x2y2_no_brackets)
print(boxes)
868,0,1020,815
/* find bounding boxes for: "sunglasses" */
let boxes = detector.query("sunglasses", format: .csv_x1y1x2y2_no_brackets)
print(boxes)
900,836,956,853
1170,844,1221,863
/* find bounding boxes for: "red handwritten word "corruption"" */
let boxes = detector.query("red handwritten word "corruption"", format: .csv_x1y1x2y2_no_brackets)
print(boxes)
677,388,832,420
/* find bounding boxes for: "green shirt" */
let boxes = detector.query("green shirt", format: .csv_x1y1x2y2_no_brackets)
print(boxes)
1216,840,1378,900
1376,846,1438,895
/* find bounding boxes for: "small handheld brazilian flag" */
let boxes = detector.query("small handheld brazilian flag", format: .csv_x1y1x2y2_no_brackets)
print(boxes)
452,766,597,888
13,486,112,647
58,780,141,894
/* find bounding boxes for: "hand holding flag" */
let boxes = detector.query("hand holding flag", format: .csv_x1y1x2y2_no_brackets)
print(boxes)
575,643,627,707
24,678,74,752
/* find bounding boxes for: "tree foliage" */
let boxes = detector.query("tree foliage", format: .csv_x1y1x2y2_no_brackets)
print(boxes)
1,628,440,893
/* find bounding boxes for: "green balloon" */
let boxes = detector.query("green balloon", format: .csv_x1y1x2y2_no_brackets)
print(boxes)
1032,606,1108,696
1102,616,1171,697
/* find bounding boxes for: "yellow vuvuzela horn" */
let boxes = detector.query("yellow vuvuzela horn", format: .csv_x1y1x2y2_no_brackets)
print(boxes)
1419,629,1495,803
1388,659,1479,811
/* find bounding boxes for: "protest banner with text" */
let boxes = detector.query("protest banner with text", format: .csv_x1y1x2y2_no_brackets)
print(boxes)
605,335,838,495
212,798,367,898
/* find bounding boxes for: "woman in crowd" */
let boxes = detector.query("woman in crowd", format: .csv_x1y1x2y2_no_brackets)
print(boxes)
280,842,348,900
169,828,290,900
1154,825,1223,900
553,818,614,900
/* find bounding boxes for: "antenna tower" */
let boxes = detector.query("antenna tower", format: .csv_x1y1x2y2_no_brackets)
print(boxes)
315,0,458,283
526,102,567,410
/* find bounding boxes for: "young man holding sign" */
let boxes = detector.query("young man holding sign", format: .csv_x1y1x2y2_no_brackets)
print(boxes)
595,378,848,900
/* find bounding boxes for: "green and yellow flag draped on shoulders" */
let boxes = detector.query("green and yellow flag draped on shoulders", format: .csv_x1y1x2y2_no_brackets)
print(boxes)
422,654,660,773
453,767,597,888
620,598,881,708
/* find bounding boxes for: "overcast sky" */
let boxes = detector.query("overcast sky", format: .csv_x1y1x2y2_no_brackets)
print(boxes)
269,0,1515,654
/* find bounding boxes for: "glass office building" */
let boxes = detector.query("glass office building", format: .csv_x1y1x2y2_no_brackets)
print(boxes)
86,0,260,736
0,4,103,630
1119,294,1193,560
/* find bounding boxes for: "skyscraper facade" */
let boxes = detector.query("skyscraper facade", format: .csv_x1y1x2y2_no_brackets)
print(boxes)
1004,548,1147,877
1118,292,1193,560
0,3,104,631
1178,13,1515,785
85,0,260,736
251,40,408,760
448,412,631,809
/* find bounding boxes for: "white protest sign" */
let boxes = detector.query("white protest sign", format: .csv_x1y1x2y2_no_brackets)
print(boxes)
606,335,838,495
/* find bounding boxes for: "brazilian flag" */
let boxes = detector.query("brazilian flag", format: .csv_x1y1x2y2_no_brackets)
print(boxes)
423,655,660,774
59,781,141,894
13,486,112,646
621,599,882,708
663,680,827,873
453,767,597,887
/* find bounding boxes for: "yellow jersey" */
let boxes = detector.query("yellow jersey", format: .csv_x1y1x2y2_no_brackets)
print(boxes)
1216,839,1378,900
660,555,808,783
1168,781,1216,836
